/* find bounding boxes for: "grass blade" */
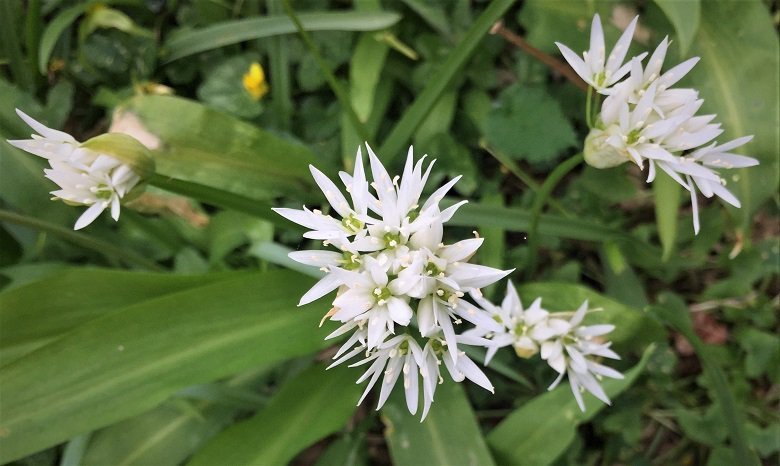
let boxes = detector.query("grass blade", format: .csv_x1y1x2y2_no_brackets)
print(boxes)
163,11,402,64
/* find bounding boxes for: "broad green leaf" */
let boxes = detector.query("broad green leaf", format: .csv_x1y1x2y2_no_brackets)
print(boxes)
487,347,654,466
83,400,237,466
379,0,515,165
653,0,700,55
484,85,576,166
516,282,664,350
187,364,361,466
384,381,496,466
689,0,779,230
82,366,273,466
163,11,402,63
653,170,682,261
118,95,326,201
0,270,327,463
0,268,242,364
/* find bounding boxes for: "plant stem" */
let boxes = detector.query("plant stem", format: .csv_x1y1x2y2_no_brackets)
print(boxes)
524,153,583,279
490,22,588,92
0,209,165,271
480,140,571,217
585,85,594,128
282,0,372,146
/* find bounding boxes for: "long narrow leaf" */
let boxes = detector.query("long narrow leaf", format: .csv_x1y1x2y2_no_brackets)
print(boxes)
163,11,401,63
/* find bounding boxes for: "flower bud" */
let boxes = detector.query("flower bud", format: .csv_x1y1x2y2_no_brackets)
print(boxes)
583,127,628,169
80,133,156,181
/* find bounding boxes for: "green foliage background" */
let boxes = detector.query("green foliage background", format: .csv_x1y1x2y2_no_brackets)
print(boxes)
0,0,777,465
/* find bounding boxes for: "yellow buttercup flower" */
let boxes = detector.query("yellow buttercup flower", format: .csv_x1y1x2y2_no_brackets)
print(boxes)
242,63,269,101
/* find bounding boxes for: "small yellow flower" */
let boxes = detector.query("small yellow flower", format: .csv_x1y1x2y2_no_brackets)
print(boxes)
242,63,269,101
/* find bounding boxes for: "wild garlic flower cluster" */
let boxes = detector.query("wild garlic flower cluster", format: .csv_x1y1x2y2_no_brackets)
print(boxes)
464,282,623,411
8,110,153,230
274,145,515,419
557,14,758,234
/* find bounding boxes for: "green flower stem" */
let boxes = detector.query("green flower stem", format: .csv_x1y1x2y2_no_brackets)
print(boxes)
148,174,292,229
282,0,372,150
481,141,570,217
379,0,515,165
524,153,583,279
0,208,165,271
585,85,594,129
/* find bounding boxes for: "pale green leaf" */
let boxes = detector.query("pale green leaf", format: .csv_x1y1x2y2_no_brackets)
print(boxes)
119,95,327,202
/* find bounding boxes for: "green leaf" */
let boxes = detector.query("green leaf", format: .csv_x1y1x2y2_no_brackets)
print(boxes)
0,270,328,463
119,95,326,201
653,0,700,55
379,0,516,165
83,400,237,466
383,381,496,466
0,268,243,365
484,85,576,166
82,367,272,466
163,11,402,63
399,0,452,38
187,364,360,466
37,3,89,74
516,282,663,350
689,0,779,230
653,169,682,261
486,347,654,466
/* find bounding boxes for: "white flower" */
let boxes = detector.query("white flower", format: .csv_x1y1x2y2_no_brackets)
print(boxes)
466,282,550,362
328,256,414,349
536,301,623,411
45,157,141,229
555,14,643,93
419,335,494,420
7,109,152,230
332,334,424,415
273,147,371,248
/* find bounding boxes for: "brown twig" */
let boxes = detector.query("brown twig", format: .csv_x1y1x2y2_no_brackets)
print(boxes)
490,21,588,92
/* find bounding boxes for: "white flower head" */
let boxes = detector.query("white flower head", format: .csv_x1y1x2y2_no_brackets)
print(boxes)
7,109,154,230
561,14,759,234
280,144,512,419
